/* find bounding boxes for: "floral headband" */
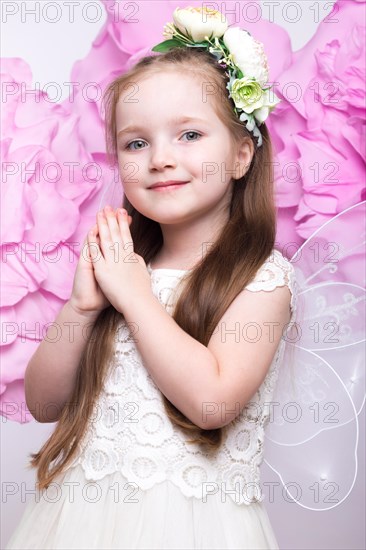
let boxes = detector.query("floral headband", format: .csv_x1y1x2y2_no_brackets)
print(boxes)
151,6,281,147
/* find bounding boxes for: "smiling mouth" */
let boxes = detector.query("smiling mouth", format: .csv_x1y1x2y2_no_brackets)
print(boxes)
149,182,188,190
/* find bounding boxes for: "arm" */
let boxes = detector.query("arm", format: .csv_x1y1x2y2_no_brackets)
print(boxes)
25,301,99,423
121,290,220,429
121,284,291,431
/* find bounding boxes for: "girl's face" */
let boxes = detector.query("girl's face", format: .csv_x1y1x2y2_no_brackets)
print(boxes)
116,70,245,226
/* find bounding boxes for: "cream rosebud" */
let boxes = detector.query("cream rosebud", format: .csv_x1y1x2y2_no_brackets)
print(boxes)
163,22,175,39
172,7,228,43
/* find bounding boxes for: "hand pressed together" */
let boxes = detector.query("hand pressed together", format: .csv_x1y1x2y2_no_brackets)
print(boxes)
87,206,152,313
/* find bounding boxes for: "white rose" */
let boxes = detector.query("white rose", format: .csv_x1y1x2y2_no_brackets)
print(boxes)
173,6,228,43
223,27,269,86
252,89,281,123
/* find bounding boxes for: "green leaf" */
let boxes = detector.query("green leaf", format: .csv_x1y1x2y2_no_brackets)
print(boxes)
151,39,183,52
185,42,209,48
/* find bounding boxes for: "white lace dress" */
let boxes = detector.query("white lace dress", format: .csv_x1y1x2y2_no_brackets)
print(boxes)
6,249,297,550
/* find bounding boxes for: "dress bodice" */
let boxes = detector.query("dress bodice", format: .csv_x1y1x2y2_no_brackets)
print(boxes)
69,249,298,506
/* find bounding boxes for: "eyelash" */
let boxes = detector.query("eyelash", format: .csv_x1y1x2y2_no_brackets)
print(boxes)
124,131,202,151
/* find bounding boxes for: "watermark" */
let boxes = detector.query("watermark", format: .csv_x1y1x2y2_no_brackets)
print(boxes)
1,1,140,24
198,239,342,265
1,399,141,424
2,478,141,504
1,79,146,106
1,160,120,184
201,79,342,108
200,478,340,505
199,160,340,185
199,1,339,25
200,399,341,426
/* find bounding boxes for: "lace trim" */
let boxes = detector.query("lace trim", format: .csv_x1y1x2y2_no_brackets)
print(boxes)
69,249,297,506
245,249,297,316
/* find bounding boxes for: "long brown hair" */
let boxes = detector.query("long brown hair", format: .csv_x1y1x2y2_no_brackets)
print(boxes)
29,47,277,490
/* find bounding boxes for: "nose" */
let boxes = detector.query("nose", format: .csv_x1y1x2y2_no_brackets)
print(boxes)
148,139,177,171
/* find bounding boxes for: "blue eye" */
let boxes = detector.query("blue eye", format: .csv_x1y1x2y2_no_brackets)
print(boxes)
124,131,202,151
181,131,202,141
125,139,146,151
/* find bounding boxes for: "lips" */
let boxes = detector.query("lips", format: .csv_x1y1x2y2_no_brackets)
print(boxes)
149,181,188,189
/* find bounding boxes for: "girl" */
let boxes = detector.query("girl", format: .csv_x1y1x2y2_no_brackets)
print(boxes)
6,7,297,549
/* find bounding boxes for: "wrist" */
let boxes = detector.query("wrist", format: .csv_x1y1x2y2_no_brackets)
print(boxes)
118,287,158,318
115,291,146,316
67,300,102,321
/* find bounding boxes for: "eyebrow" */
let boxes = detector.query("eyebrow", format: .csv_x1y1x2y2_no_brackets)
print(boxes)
117,116,209,139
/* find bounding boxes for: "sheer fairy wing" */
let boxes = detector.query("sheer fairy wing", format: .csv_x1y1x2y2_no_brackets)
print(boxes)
97,177,124,211
264,201,365,511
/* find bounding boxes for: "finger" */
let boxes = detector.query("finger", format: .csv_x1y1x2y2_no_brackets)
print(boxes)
117,208,135,260
87,226,104,263
79,234,90,264
103,206,123,248
90,222,102,244
96,211,113,257
81,227,99,260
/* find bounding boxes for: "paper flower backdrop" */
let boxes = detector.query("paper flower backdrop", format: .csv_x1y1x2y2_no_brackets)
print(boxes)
0,0,365,427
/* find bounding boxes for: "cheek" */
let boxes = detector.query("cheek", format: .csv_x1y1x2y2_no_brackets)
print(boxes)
196,145,232,180
118,158,144,188
185,151,208,179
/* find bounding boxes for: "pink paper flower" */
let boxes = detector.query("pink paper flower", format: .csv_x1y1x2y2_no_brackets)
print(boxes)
271,0,365,248
0,58,118,423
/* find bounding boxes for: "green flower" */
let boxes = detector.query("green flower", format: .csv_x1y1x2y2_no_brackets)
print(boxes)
230,77,265,113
